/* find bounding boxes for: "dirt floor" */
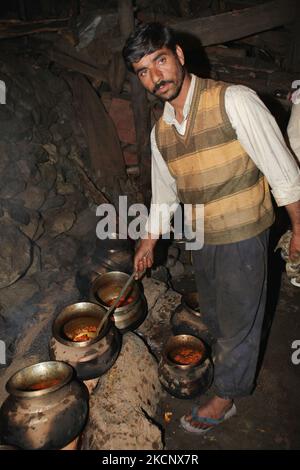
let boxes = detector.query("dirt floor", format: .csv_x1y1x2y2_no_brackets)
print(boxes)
155,268,300,450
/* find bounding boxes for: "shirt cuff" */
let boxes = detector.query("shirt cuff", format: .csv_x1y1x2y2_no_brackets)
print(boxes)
271,184,300,207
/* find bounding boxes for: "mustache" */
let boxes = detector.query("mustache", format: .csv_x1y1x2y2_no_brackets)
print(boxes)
152,80,173,94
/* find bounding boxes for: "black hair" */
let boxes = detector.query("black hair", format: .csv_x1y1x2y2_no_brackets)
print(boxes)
122,22,177,73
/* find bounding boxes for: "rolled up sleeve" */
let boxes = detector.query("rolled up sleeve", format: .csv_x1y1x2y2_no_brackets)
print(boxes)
225,85,300,207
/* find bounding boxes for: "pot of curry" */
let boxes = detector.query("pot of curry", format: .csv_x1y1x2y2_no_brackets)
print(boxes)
158,334,213,398
0,361,88,449
90,271,147,332
49,302,121,380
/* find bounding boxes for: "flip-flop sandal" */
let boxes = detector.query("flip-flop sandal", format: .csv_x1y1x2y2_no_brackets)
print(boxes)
291,277,300,287
180,403,237,434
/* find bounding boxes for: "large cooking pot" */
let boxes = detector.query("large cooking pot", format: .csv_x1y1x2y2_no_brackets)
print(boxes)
158,334,213,399
90,271,147,332
0,361,88,450
50,302,121,381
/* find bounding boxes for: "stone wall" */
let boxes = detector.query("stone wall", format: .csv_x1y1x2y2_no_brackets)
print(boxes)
0,49,99,389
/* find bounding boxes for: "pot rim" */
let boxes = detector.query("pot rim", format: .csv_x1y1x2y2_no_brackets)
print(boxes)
52,301,110,347
163,334,208,370
6,361,74,398
91,271,141,312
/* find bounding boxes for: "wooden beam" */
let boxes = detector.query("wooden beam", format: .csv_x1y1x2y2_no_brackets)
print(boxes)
138,0,298,47
239,30,291,56
172,0,299,46
205,45,247,59
0,18,73,39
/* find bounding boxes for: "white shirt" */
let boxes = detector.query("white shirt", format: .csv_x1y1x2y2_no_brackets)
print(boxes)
146,74,300,235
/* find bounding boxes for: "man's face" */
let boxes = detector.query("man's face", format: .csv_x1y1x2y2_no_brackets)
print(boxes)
132,45,185,102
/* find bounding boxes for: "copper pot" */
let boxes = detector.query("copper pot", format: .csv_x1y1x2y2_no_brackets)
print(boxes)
93,235,134,274
0,361,88,450
90,271,147,332
92,249,134,276
50,302,121,380
158,334,213,399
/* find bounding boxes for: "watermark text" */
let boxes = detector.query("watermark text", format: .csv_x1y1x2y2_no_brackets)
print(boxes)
96,197,204,250
0,80,6,104
291,340,300,365
0,340,6,365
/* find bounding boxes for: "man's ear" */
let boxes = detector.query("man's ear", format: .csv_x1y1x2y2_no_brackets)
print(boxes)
175,45,185,66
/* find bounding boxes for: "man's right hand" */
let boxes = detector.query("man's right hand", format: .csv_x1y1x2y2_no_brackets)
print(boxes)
134,237,157,279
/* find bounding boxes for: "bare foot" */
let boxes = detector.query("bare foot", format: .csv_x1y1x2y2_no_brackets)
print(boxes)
185,396,233,430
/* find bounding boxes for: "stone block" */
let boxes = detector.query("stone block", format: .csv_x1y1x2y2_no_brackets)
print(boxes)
0,220,32,289
43,207,76,238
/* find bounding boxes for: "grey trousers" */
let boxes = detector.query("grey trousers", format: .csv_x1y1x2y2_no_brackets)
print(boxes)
192,229,269,398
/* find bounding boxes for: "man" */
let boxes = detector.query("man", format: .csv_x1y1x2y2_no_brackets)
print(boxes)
122,23,300,434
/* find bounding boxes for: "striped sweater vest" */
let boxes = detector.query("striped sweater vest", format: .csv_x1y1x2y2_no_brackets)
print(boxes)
155,76,275,244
